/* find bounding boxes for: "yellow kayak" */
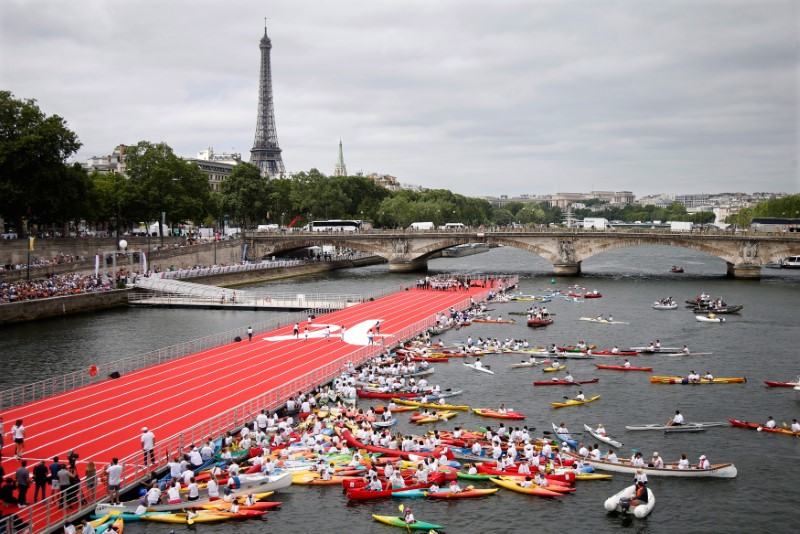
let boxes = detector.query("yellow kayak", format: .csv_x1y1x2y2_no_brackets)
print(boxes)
543,364,567,373
550,395,601,408
649,375,746,384
413,410,458,423
575,473,613,480
392,398,470,411
141,512,232,524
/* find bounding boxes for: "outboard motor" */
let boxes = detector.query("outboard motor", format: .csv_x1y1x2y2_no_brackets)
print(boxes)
618,497,632,513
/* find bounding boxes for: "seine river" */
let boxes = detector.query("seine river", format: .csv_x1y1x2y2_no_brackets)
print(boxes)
3,246,799,533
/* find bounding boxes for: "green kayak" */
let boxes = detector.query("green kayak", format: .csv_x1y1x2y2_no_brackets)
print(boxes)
373,514,444,530
457,471,493,480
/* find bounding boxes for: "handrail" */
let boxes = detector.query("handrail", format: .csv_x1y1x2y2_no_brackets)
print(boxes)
5,279,511,533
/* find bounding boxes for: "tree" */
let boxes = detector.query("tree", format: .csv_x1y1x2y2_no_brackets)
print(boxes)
124,141,213,238
0,91,82,234
219,162,269,228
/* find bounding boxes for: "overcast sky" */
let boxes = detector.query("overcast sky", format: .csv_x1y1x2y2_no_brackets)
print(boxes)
2,0,798,197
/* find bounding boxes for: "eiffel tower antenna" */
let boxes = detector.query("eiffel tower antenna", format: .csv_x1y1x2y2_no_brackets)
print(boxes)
250,21,285,178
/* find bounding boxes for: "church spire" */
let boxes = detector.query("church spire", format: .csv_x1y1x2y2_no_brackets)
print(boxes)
333,138,347,176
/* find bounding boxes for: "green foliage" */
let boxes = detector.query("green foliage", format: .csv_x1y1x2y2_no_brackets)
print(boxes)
729,195,800,226
0,91,83,232
220,162,268,228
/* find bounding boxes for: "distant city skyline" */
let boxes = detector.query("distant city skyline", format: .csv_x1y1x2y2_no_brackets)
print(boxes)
2,0,797,196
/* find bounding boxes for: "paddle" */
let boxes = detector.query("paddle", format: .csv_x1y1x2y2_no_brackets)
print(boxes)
398,503,411,532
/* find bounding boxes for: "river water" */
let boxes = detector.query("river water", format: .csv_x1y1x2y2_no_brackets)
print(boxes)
3,246,799,533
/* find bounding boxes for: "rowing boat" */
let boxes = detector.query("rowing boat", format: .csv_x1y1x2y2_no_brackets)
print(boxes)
463,362,494,374
624,422,727,431
564,451,737,478
763,380,798,388
652,303,678,310
649,376,746,384
583,424,623,448
372,514,444,530
472,408,526,419
527,318,554,327
604,484,655,518
533,378,599,386
595,364,653,372
728,418,800,436
695,315,725,323
579,317,629,324
550,395,601,408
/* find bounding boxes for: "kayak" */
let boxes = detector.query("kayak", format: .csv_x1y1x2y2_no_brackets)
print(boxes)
595,364,653,372
533,378,599,386
410,411,458,423
625,422,727,431
393,398,470,411
472,318,516,324
763,380,798,387
426,488,499,499
463,362,495,374
604,484,655,518
583,424,623,448
372,514,445,530
357,389,420,399
511,360,548,368
579,317,628,324
550,423,579,448
347,483,433,500
590,350,638,356
728,418,800,436
473,408,526,419
527,318,554,327
543,364,567,372
489,477,563,497
456,471,494,481
550,395,601,408
565,451,737,478
649,376,746,384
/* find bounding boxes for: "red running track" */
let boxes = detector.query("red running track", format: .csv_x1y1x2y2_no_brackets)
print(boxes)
1,287,485,480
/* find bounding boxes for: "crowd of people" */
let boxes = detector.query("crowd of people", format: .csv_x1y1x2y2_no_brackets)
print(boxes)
0,273,114,303
0,253,87,272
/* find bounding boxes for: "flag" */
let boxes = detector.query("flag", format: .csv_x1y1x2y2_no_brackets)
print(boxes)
242,244,248,263
142,251,148,274
95,254,100,278
28,236,34,251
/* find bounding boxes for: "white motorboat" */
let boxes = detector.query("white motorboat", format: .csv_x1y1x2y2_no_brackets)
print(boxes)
652,303,678,310
780,255,800,268
695,315,724,323
604,484,655,518
463,362,494,374
584,424,623,448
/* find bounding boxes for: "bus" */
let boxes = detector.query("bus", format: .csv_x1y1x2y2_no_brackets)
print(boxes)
307,220,372,232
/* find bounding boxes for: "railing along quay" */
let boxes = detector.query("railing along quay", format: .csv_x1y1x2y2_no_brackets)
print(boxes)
5,281,506,534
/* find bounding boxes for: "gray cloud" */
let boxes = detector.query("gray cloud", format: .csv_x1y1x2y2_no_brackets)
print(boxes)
2,0,797,196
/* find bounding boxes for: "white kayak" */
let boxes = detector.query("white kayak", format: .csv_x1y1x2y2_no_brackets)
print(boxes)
511,360,546,368
579,317,630,324
463,362,495,374
695,315,725,323
625,422,727,431
584,424,623,448
604,484,655,518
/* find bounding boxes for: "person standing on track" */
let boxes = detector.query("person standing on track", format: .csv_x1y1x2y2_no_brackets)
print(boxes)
11,419,25,459
293,323,300,338
15,460,30,506
32,460,48,502
247,326,253,342
105,458,122,505
141,427,156,466
340,325,346,341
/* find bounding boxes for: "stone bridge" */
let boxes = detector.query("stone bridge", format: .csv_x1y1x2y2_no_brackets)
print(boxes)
244,230,800,279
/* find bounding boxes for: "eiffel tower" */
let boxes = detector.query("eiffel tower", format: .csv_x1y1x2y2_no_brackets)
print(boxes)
250,23,285,178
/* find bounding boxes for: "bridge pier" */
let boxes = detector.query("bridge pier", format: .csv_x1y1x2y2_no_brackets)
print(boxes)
726,263,761,279
388,257,429,272
552,262,582,276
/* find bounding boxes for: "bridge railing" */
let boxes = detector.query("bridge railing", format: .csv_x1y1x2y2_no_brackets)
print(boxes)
8,285,491,534
150,259,303,280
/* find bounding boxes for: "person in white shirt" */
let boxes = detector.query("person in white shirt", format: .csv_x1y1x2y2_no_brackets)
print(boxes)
595,423,607,436
697,455,710,470
677,453,690,470
765,416,777,429
140,427,156,466
606,450,618,463
669,410,685,426
105,457,124,505
145,483,162,505
611,346,620,354
623,359,631,368
703,371,714,381
207,476,220,500
519,476,533,489
631,452,645,467
578,444,590,457
791,419,800,433
187,477,200,501
589,446,601,461
166,481,182,504
634,469,648,485
556,423,570,435
563,373,574,383
63,523,77,534
575,391,586,401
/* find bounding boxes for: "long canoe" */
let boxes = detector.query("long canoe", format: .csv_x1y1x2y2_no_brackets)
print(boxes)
649,376,746,384
625,422,727,431
472,408,526,420
550,395,601,408
533,378,599,386
564,452,737,478
763,380,798,388
392,398,470,411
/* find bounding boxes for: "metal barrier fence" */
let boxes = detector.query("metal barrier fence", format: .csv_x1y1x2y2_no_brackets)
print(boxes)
127,292,361,311
150,259,303,280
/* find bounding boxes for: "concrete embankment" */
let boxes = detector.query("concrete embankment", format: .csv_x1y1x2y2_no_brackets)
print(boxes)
1,256,387,325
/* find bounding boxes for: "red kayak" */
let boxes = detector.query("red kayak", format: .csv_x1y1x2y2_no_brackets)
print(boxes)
583,293,602,298
591,350,638,357
763,380,797,388
527,318,553,327
340,429,454,461
476,464,576,482
346,482,433,500
533,378,599,386
594,364,653,372
728,419,799,435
